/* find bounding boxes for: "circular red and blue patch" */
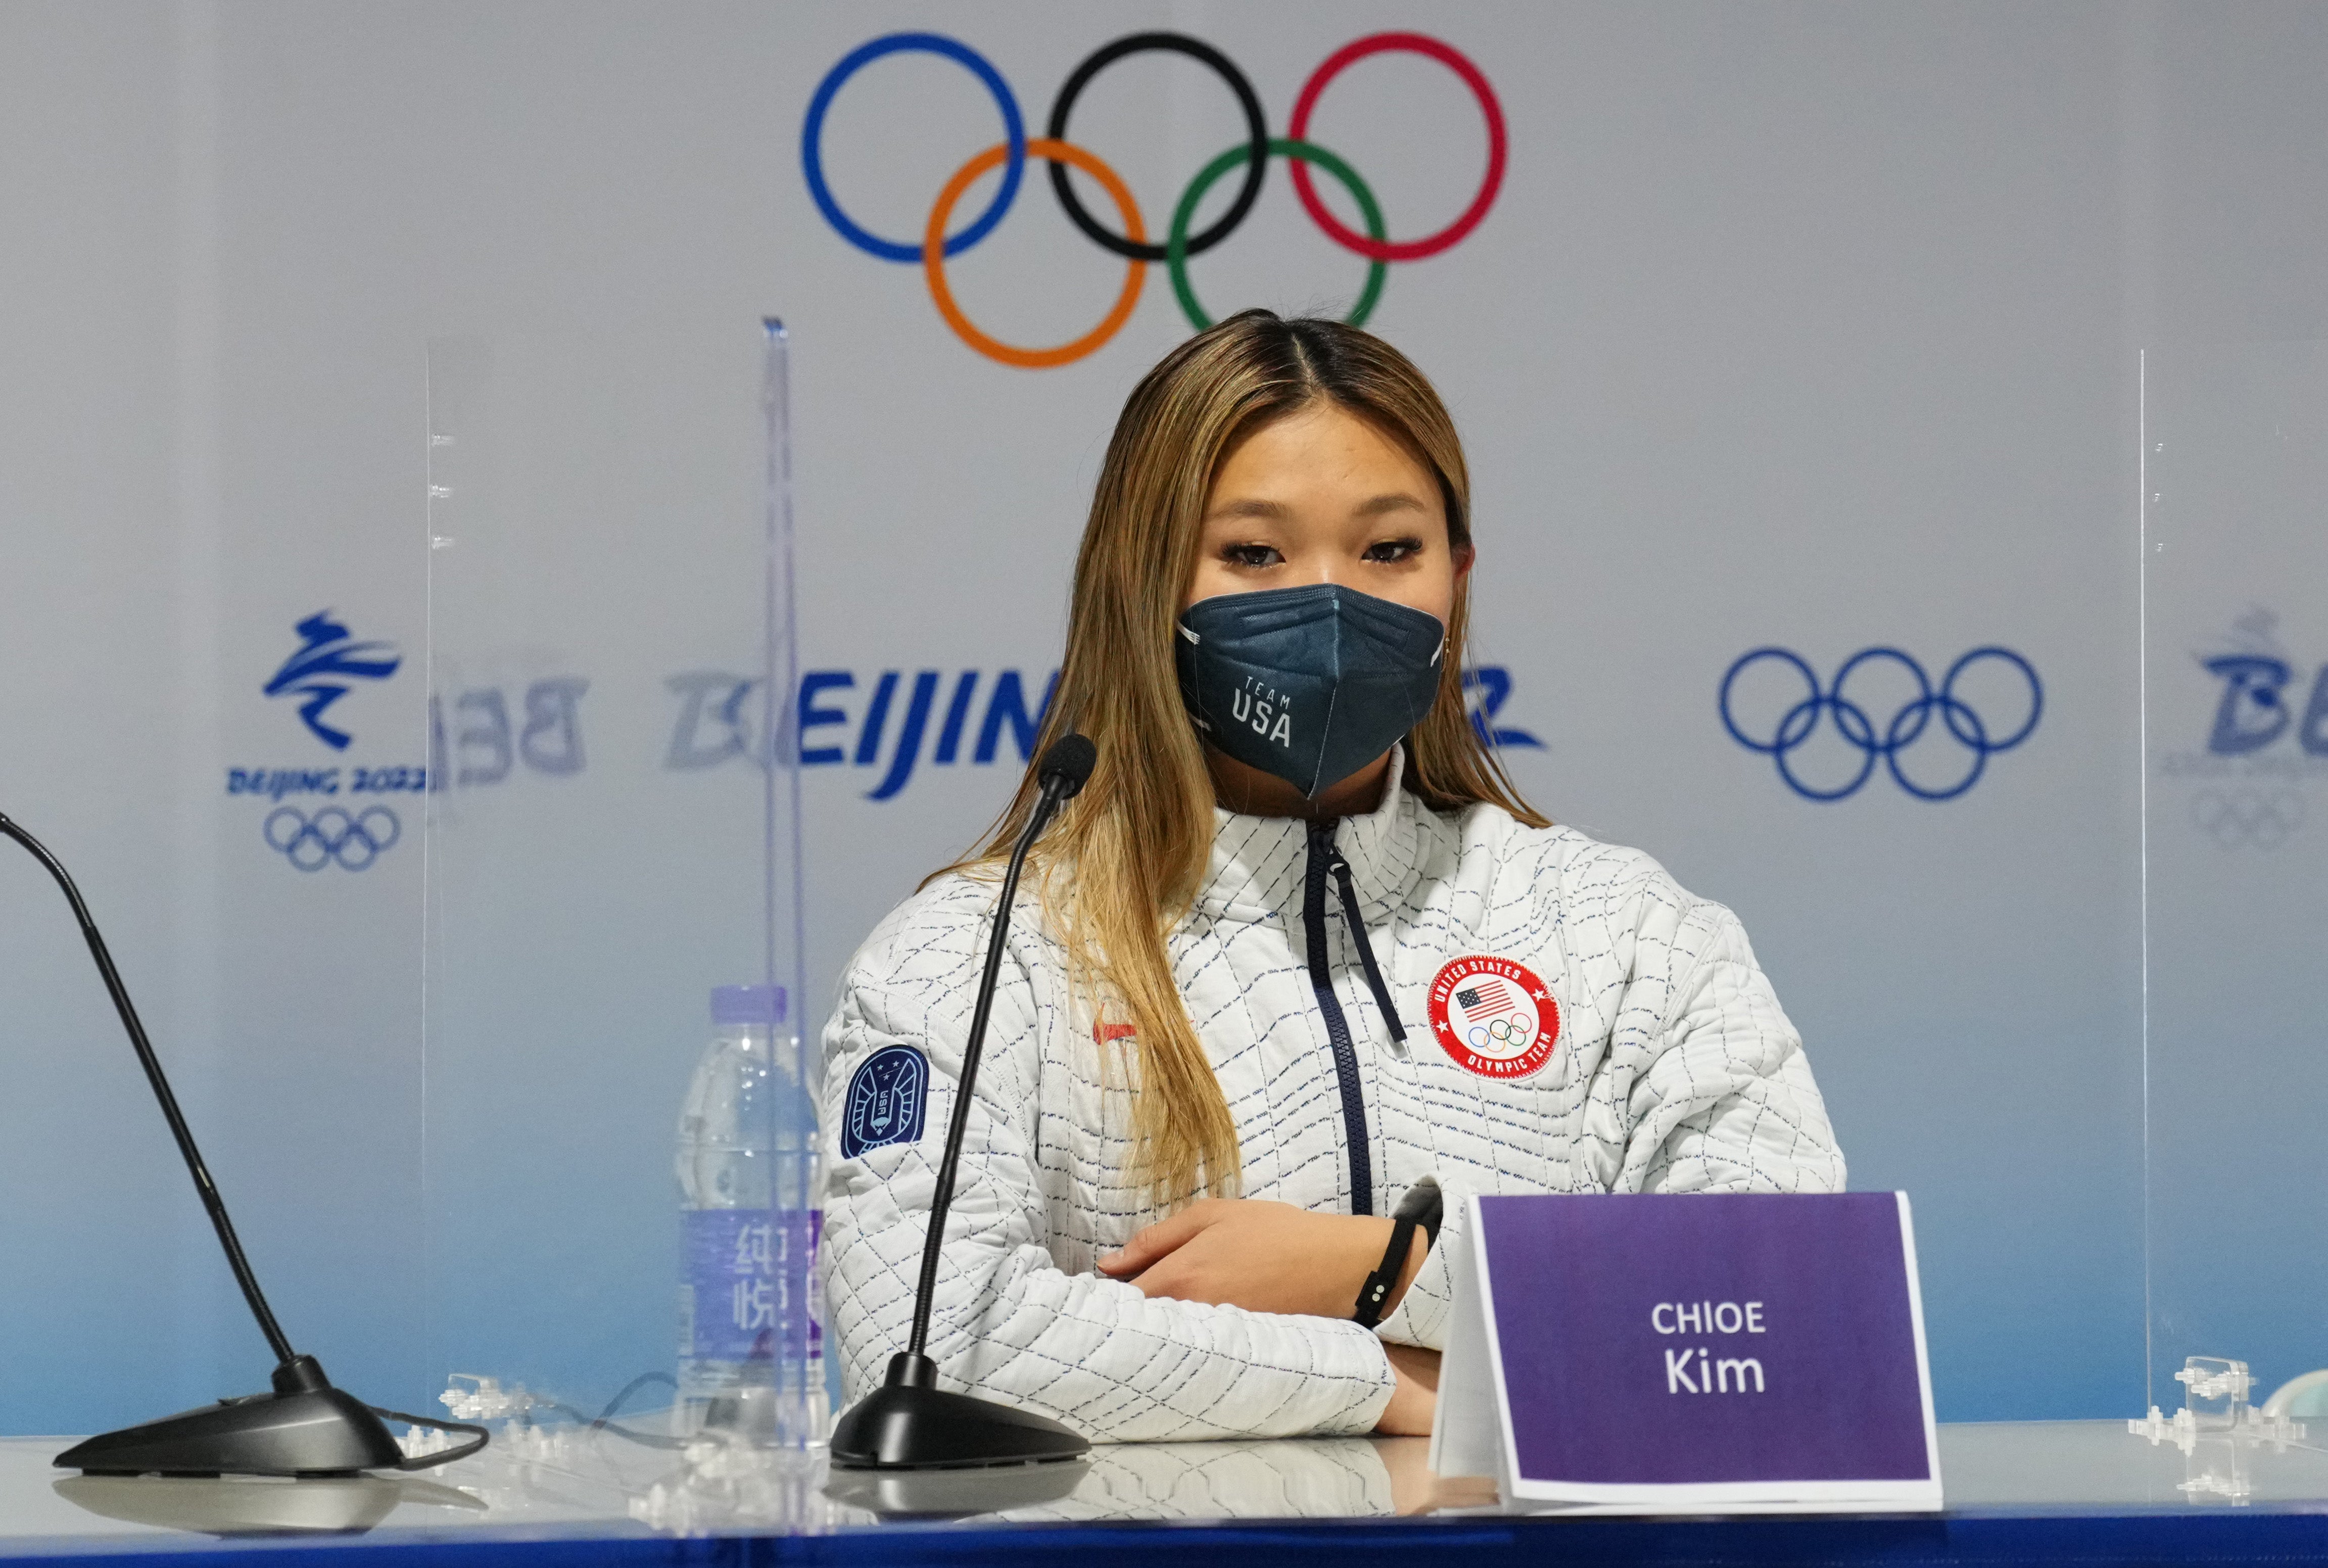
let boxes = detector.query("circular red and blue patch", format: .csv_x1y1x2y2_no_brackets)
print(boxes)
1427,955,1560,1079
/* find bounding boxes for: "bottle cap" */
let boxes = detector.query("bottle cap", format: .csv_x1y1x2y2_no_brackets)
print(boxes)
710,984,787,1026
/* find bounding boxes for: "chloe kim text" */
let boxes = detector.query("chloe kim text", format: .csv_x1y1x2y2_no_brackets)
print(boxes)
1653,1300,1766,1395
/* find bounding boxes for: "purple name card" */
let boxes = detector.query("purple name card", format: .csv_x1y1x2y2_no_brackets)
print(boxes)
1433,1192,1940,1511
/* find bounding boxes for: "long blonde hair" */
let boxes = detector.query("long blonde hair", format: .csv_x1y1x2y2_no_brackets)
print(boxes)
939,312,1546,1207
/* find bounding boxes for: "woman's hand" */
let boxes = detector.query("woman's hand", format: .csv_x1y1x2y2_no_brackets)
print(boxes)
1097,1198,1426,1320
1102,1200,1440,1437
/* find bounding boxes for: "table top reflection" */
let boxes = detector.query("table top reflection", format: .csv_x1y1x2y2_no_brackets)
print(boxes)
1,1419,2324,1558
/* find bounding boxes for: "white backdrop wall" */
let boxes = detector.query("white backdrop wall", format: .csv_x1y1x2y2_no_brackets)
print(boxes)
3,0,2325,1436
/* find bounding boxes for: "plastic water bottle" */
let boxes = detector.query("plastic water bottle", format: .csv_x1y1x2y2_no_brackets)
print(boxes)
676,984,824,1443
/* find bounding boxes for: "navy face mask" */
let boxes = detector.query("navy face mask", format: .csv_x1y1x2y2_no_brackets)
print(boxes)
1176,583,1446,799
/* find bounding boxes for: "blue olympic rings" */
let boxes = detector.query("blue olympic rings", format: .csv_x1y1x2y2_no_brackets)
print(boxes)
802,34,1026,263
2191,787,2304,850
264,804,401,872
1720,647,2042,802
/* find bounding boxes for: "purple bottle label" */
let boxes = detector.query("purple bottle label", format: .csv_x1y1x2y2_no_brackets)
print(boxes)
685,1209,822,1362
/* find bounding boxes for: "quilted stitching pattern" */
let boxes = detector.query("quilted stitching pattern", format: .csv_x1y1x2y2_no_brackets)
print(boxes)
821,751,1845,1441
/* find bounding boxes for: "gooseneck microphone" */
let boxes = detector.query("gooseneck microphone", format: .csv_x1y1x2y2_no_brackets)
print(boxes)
0,808,487,1477
829,733,1097,1470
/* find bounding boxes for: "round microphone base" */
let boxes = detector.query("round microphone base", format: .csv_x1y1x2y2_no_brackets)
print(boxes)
53,1391,405,1479
829,1355,1090,1470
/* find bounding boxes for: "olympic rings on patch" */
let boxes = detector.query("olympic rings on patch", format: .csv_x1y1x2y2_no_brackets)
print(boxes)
1288,33,1509,263
802,30,1506,366
264,805,401,872
1467,1013,1538,1053
1719,647,2042,802
1172,138,1385,329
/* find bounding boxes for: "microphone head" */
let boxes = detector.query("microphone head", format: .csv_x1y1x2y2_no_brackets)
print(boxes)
1037,733,1097,800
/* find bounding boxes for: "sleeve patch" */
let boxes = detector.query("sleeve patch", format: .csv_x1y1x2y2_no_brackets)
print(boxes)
841,1043,928,1161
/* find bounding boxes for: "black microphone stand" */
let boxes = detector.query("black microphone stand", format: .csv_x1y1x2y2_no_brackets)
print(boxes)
828,734,1096,1470
0,809,486,1477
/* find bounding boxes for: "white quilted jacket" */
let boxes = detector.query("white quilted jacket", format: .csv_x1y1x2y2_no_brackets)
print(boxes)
820,750,1844,1443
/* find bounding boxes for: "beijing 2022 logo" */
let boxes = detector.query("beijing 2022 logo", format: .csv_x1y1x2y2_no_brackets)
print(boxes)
1720,647,2043,801
227,611,420,873
802,31,1505,368
2159,607,2328,849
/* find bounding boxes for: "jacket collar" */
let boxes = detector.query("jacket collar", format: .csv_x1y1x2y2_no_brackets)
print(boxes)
1196,746,1428,923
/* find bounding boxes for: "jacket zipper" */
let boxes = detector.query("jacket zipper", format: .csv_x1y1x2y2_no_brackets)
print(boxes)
1302,818,1409,1217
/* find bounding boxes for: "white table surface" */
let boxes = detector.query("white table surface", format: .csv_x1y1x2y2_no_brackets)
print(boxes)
0,1419,2321,1546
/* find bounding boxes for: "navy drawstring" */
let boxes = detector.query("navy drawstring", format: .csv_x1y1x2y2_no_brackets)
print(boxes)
1328,847,1409,1059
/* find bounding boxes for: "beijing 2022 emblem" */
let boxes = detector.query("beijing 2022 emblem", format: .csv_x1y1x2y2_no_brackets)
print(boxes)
1427,955,1560,1080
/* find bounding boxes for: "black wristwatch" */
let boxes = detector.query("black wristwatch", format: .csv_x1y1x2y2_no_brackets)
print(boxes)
1353,1184,1444,1328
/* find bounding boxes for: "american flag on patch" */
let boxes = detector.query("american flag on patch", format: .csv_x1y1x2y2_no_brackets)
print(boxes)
1455,978,1515,1016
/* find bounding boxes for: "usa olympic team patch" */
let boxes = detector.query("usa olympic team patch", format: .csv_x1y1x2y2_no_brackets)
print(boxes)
1427,956,1560,1079
841,1043,928,1160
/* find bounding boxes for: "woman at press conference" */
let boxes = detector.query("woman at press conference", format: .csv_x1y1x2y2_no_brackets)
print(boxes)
820,311,1845,1441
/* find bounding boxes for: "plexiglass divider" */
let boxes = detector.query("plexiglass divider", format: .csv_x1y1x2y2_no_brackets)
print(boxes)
413,328,2328,1471
2142,342,2328,1415
760,322,820,1449
422,323,813,1450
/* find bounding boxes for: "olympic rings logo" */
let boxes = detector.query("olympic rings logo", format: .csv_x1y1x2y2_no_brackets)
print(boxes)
801,31,1506,368
2190,788,2305,850
264,805,401,872
1470,1014,1537,1053
1720,647,2043,802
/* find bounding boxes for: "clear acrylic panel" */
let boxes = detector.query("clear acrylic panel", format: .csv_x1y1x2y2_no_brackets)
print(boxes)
2142,341,2328,1409
421,323,814,1444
